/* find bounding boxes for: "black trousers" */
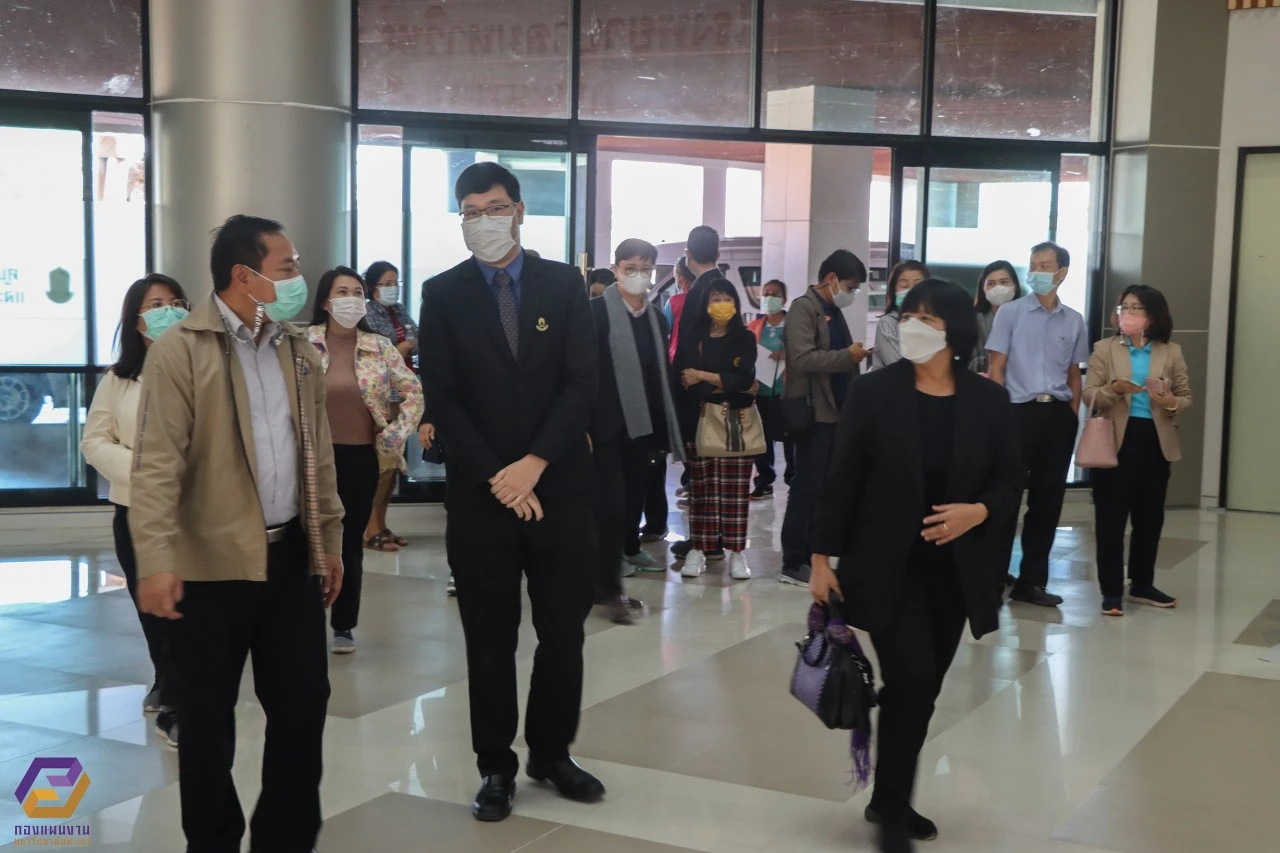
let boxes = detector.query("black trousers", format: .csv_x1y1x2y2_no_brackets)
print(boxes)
869,563,968,822
331,444,379,632
173,524,329,853
446,496,595,778
113,505,179,708
1091,418,1170,598
1006,401,1079,587
641,452,669,535
780,422,836,569
592,436,648,601
753,395,795,488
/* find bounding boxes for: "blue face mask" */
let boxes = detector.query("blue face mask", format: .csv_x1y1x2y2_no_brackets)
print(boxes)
1026,271,1058,295
140,305,189,341
251,270,309,322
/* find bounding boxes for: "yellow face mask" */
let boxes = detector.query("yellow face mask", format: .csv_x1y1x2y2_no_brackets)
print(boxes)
707,303,737,324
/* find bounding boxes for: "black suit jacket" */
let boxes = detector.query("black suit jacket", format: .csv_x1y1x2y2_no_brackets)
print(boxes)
589,296,670,446
418,254,598,506
812,360,1024,639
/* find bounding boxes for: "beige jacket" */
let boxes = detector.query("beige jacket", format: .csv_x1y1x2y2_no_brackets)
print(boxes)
1084,335,1193,462
81,371,141,507
782,287,860,424
129,294,343,582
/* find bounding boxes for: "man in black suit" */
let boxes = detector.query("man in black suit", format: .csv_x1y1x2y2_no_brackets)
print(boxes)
418,162,603,822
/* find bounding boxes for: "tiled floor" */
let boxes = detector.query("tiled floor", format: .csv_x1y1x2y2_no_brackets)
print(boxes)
2,481,1279,852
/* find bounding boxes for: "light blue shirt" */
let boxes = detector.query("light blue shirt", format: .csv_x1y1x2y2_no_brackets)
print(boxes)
1127,339,1154,420
214,296,299,527
475,249,524,308
985,293,1089,404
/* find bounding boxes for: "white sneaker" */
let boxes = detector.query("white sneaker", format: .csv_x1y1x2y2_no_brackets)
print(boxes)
729,551,752,580
681,549,707,578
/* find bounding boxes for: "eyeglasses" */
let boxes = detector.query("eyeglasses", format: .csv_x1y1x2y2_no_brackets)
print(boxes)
460,203,517,223
1115,305,1147,315
141,298,190,312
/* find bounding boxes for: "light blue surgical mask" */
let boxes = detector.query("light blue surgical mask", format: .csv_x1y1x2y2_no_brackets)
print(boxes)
760,295,784,315
1026,271,1058,295
139,305,189,341
251,269,309,322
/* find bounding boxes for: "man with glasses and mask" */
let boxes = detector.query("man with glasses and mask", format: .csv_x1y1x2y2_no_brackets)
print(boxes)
130,214,344,853
588,238,683,624
778,249,870,587
418,162,601,823
986,241,1087,609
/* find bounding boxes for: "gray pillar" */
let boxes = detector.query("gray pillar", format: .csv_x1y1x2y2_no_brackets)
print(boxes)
150,0,352,303
1107,0,1229,506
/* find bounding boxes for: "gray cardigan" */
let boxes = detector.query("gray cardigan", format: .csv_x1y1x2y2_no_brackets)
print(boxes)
782,288,859,424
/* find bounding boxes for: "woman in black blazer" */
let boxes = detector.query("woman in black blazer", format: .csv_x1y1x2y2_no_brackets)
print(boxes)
809,280,1023,853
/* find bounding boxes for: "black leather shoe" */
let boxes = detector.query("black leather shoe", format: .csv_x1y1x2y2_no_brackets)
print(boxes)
1009,582,1063,607
526,756,605,802
865,804,938,841
878,823,915,853
472,775,516,821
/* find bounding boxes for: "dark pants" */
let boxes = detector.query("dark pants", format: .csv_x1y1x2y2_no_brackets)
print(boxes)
1006,401,1078,588
869,564,968,822
641,452,669,536
592,436,648,601
753,395,795,488
446,496,594,778
1091,418,1170,598
173,524,329,853
331,444,379,632
780,422,836,569
113,505,178,708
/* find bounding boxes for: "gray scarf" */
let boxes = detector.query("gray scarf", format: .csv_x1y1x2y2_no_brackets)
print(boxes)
603,285,685,462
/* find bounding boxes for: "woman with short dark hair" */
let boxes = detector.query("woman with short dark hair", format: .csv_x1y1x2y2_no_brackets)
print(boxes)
309,266,424,653
1085,284,1191,616
809,279,1023,853
83,273,190,747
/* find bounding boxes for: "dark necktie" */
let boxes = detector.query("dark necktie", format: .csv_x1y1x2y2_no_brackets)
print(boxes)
494,269,519,357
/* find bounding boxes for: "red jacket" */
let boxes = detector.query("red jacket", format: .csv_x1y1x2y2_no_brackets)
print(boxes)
666,291,687,361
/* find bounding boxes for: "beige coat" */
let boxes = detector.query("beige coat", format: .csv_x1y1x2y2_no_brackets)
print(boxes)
129,294,343,582
1084,335,1193,462
81,371,141,507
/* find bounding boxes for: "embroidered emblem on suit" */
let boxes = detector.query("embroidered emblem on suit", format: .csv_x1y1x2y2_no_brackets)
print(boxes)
536,317,549,331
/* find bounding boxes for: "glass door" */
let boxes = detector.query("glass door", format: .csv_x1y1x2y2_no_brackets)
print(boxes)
400,131,576,495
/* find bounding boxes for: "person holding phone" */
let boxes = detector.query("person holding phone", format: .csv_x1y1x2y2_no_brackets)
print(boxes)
1084,285,1191,616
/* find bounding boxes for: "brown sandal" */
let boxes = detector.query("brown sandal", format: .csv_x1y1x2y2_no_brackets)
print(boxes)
384,529,410,548
364,531,399,552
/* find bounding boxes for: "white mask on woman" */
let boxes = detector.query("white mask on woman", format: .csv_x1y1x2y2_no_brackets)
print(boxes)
985,284,1016,306
377,285,400,306
329,296,367,329
898,317,948,364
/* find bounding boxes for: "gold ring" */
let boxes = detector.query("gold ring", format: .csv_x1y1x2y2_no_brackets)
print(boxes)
943,523,951,533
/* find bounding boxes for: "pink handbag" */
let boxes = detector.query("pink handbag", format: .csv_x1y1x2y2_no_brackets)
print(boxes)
1075,390,1118,469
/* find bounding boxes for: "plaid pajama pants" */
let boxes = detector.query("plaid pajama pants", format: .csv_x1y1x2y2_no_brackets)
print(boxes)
685,443,753,552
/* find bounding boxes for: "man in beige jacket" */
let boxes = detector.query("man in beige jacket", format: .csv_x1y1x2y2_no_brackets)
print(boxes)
131,214,344,853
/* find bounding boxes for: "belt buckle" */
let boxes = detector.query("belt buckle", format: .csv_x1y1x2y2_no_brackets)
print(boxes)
1036,393,1054,403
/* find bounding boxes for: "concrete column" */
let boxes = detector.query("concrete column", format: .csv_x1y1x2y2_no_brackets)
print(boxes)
762,86,874,343
1106,0,1229,506
150,0,352,303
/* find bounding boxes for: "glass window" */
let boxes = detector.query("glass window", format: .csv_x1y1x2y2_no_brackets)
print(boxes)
0,125,87,366
1055,154,1098,320
0,371,86,490
357,0,571,118
92,112,148,366
356,125,404,289
0,0,143,98
608,159,704,252
762,0,924,134
579,0,754,126
724,167,762,238
933,0,1105,141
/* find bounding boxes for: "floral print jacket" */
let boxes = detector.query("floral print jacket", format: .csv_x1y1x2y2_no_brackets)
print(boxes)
307,325,425,472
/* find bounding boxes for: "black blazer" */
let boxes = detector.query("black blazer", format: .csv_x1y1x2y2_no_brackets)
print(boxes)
589,296,671,446
812,360,1024,639
418,254,598,506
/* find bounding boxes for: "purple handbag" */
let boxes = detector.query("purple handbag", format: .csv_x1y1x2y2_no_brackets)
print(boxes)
790,599,877,788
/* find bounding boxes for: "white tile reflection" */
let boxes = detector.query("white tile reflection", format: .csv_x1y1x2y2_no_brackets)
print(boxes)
0,559,125,605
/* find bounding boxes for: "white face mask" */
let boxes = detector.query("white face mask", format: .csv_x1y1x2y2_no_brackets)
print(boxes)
899,317,948,364
831,285,856,310
329,296,367,329
462,214,518,264
618,270,650,296
986,284,1016,306
377,285,400,306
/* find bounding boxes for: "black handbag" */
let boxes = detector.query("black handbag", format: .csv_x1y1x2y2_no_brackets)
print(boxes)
778,395,814,441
